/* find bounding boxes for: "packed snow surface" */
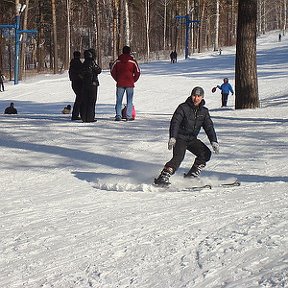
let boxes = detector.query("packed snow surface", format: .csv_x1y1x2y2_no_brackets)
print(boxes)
0,31,287,287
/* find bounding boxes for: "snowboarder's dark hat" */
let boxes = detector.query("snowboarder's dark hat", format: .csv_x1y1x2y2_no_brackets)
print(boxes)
191,86,204,97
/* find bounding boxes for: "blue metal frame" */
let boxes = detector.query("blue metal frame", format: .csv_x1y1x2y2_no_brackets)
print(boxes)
0,17,37,84
175,15,200,59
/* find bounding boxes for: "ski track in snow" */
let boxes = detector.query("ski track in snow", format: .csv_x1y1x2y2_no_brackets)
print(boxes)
0,31,288,287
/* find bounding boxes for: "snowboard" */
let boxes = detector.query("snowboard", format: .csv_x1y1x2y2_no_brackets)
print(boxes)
183,179,240,191
153,179,240,192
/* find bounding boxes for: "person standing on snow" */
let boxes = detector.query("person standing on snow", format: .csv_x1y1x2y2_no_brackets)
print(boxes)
87,48,102,120
154,86,219,186
69,51,83,120
216,77,234,107
80,49,102,122
0,70,5,92
110,46,140,121
170,51,177,63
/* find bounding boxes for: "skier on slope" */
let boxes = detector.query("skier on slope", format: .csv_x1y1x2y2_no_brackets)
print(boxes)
154,86,219,186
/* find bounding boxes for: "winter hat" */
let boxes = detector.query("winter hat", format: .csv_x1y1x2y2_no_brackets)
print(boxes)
122,46,131,54
84,50,93,59
191,86,204,97
223,77,229,82
73,51,81,58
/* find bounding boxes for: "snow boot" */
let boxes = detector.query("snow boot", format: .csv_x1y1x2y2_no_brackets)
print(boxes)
154,167,173,186
184,161,206,178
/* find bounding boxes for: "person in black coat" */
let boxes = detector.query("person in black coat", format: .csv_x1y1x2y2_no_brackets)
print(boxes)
80,49,102,122
169,50,177,63
154,86,219,186
0,70,5,92
4,102,17,114
69,51,83,120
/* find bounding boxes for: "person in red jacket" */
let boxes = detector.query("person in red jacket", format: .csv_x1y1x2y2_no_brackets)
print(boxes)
110,46,140,121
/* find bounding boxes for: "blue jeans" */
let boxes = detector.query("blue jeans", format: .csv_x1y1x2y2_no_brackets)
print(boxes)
115,87,134,118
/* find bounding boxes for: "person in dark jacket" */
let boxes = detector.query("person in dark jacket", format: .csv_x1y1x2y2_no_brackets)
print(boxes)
170,50,177,63
154,86,219,186
62,104,71,114
0,70,5,92
69,51,83,120
80,49,102,122
110,46,140,121
4,102,17,114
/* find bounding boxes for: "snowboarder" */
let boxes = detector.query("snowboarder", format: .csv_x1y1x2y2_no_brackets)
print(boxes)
215,77,234,107
154,86,219,186
4,102,17,114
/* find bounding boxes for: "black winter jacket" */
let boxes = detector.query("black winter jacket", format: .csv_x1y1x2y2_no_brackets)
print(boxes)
169,97,218,143
68,58,83,82
81,58,102,86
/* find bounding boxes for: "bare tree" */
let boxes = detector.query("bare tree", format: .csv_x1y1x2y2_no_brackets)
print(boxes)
110,0,129,59
64,0,71,70
124,0,130,45
37,0,46,72
283,0,287,34
214,0,220,51
235,0,259,109
198,0,206,53
160,0,172,50
20,0,30,80
51,0,58,73
144,0,151,60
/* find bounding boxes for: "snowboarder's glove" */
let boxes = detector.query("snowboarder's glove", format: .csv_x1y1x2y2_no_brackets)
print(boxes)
168,137,176,150
211,142,220,154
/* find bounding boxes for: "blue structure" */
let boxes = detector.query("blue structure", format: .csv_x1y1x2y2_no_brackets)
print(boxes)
0,15,37,84
175,14,200,59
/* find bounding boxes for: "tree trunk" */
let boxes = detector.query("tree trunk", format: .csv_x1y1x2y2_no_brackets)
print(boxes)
125,0,130,45
37,0,45,72
198,0,206,53
214,0,220,51
95,0,102,67
145,0,150,61
235,0,259,109
51,0,58,74
64,0,71,70
283,0,287,35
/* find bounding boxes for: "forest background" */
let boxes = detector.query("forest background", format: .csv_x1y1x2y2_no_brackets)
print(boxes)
0,0,287,81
